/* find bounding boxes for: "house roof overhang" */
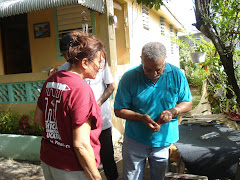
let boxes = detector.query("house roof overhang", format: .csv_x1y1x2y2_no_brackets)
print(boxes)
155,4,185,32
0,0,105,18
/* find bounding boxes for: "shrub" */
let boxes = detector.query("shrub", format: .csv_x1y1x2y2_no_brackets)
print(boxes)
180,46,207,88
174,33,240,114
205,58,239,114
0,109,43,136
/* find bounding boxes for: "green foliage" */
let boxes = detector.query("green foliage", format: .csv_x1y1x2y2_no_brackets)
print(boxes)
186,33,212,53
203,52,239,114
179,46,207,88
192,37,208,53
177,32,240,114
0,109,19,134
188,66,206,88
0,109,43,136
136,0,164,10
195,0,240,107
170,33,213,54
210,0,240,46
175,34,211,88
234,49,240,64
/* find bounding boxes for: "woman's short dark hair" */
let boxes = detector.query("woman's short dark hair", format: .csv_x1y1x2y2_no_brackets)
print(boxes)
60,34,74,52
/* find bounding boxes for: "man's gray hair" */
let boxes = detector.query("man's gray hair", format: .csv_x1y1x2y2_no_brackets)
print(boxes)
141,42,166,62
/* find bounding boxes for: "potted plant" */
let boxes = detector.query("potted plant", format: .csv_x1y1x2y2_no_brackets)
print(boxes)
189,37,207,63
0,109,43,161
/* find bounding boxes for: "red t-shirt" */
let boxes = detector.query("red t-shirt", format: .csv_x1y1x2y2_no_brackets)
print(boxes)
37,70,102,171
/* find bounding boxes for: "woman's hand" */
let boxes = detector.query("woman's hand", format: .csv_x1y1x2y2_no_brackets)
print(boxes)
34,106,44,127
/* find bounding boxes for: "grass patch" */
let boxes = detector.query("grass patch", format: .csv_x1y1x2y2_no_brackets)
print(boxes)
193,100,200,107
190,87,201,110
179,87,202,117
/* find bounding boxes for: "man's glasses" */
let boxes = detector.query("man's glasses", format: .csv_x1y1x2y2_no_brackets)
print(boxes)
143,61,165,75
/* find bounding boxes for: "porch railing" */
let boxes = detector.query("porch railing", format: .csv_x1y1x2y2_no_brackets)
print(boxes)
0,81,45,104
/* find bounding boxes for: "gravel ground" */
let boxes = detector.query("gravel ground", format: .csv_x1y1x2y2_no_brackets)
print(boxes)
0,139,123,180
0,157,44,180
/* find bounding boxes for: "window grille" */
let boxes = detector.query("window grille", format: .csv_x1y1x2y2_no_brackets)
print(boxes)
160,17,165,35
142,5,149,30
170,25,174,54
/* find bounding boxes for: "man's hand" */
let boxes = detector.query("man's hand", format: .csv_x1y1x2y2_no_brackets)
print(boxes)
142,114,161,132
114,108,161,132
157,109,176,124
157,102,193,125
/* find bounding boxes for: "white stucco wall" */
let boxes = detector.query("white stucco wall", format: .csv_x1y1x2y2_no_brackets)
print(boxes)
117,1,182,76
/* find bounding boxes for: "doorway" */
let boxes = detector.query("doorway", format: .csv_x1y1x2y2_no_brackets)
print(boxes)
114,1,130,65
1,14,32,74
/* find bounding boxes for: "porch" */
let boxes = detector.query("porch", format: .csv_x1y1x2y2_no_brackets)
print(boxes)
0,72,48,113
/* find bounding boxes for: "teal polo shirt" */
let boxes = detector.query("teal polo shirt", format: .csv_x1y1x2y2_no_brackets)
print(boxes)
114,63,192,147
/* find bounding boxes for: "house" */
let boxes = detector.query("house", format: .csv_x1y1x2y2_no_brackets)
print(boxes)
0,0,183,142
179,31,211,47
114,1,184,80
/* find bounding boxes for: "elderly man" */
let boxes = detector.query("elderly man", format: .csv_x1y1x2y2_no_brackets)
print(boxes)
114,42,192,180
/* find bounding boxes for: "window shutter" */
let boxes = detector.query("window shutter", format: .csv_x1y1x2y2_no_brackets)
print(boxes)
170,25,174,54
142,6,149,30
160,17,165,35
57,4,92,34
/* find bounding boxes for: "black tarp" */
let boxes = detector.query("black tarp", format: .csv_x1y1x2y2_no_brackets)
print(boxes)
175,124,240,179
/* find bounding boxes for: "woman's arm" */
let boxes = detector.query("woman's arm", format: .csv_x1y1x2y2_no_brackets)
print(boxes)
73,118,102,180
34,106,44,127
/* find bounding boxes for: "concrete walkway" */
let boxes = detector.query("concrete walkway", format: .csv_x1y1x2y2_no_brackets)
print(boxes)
0,157,152,180
0,140,125,180
0,157,44,180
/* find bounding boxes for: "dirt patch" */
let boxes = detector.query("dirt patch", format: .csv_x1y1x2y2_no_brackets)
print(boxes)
0,157,43,180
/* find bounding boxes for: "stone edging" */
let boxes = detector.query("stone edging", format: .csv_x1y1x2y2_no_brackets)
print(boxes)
0,134,41,161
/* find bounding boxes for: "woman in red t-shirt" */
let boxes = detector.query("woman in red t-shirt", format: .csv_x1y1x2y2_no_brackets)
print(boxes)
34,31,105,180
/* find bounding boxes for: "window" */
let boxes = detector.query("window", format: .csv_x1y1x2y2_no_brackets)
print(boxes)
176,30,179,49
170,25,174,54
56,5,93,35
194,38,201,46
54,4,94,60
236,41,240,49
160,17,165,35
142,6,149,30
170,25,174,36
